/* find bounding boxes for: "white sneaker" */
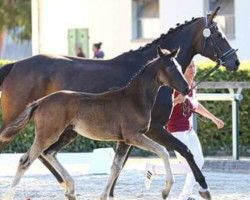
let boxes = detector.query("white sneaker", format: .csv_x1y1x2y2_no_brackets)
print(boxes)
144,163,155,189
179,194,198,200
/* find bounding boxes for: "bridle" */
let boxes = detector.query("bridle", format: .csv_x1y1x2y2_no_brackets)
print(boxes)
182,15,238,117
191,15,238,90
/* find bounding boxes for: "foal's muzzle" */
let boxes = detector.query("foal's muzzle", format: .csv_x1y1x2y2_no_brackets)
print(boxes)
182,85,191,96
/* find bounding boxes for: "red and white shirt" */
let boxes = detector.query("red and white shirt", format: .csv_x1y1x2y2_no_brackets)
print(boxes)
167,87,198,133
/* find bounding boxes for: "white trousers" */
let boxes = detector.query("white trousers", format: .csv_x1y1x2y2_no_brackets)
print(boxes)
153,128,204,196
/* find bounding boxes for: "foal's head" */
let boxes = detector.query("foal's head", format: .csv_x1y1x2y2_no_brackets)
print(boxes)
157,46,189,96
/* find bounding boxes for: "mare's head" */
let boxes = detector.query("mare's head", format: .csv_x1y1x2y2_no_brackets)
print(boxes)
157,46,189,96
195,7,240,71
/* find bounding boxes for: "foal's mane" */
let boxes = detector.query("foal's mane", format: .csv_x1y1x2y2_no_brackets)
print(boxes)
125,57,159,87
125,17,200,55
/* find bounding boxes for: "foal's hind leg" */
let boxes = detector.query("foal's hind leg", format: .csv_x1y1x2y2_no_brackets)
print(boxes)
100,141,131,200
124,133,174,200
3,140,47,200
41,129,78,189
41,151,77,200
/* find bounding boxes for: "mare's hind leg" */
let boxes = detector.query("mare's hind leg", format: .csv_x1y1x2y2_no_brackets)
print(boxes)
41,151,77,200
3,140,48,200
0,124,17,153
0,140,12,153
146,124,211,200
124,132,174,200
100,141,131,200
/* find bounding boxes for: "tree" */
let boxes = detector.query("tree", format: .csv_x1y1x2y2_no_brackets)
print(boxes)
0,0,31,41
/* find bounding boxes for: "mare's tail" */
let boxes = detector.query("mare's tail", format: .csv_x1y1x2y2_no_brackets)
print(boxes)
0,102,39,142
0,62,14,86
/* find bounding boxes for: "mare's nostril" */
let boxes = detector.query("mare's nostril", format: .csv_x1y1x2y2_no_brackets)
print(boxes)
235,59,240,67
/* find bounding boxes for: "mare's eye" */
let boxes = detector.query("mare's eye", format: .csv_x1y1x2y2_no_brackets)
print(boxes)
216,32,222,38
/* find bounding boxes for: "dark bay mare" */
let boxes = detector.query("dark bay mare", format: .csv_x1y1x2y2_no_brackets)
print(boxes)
0,47,190,200
0,7,239,200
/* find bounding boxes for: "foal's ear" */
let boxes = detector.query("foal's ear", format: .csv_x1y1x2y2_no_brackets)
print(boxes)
157,45,164,58
170,46,180,58
208,6,220,24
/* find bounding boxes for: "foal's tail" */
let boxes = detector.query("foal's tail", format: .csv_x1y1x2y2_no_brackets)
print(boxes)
0,102,39,142
0,62,15,86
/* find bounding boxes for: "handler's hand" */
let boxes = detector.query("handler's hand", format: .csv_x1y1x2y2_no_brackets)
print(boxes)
212,117,224,129
174,94,185,105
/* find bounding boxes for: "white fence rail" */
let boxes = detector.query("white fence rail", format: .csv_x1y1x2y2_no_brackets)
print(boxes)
196,82,250,160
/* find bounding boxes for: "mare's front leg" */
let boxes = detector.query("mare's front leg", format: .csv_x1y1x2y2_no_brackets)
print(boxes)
146,123,211,200
109,145,133,199
124,132,174,199
100,141,131,200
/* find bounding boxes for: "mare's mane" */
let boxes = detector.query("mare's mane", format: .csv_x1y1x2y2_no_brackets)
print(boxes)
125,17,200,55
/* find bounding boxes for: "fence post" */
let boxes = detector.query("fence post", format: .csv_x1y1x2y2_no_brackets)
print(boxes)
232,98,240,160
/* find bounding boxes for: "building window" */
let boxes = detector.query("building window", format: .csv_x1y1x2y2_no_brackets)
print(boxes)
208,0,235,39
132,0,159,39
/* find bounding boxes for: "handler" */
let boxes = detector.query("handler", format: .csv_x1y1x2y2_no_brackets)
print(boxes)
145,60,224,200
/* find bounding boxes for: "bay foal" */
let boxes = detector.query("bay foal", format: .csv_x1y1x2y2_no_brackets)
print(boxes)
1,47,189,200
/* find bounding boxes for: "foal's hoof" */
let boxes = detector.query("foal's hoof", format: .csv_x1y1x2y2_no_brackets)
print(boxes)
100,196,109,200
65,193,77,200
162,189,170,199
199,188,211,200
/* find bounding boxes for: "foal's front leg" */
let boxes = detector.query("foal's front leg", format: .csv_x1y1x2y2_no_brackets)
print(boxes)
124,132,174,199
146,123,211,199
100,141,131,200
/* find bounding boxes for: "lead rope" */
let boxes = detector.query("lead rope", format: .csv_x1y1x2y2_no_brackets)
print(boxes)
190,62,221,91
183,62,221,122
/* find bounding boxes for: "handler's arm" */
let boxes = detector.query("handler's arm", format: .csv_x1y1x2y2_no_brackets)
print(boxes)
195,103,224,129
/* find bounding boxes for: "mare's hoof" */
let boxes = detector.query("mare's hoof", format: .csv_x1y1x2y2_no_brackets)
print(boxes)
162,189,170,199
199,188,211,200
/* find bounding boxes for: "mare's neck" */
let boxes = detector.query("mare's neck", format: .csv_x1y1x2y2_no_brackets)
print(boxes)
125,59,162,110
122,19,201,73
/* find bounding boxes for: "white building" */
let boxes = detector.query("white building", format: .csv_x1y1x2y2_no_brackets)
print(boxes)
31,0,250,60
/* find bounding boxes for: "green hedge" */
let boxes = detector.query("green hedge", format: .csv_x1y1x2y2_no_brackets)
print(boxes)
0,60,12,66
195,60,250,156
0,60,249,156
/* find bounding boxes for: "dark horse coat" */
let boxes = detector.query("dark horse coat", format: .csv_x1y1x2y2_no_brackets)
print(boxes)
0,7,239,200
1,47,189,200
